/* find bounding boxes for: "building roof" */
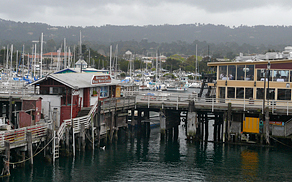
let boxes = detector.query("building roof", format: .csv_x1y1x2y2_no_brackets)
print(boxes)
31,72,121,89
208,59,292,67
43,52,72,57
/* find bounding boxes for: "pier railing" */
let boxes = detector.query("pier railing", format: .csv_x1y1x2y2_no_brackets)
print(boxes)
135,92,292,114
0,122,51,150
57,96,136,142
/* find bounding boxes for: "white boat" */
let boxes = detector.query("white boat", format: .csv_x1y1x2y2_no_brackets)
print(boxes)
166,81,188,92
189,81,201,88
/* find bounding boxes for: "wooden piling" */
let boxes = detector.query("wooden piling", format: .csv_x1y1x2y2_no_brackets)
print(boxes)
187,100,196,140
213,115,218,141
205,114,208,141
27,132,33,165
131,109,135,138
65,128,70,154
81,123,86,151
137,110,142,136
227,103,232,141
160,110,166,140
201,114,204,141
4,141,10,176
173,125,179,141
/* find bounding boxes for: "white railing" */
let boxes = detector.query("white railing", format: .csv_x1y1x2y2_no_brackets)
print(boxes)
135,93,292,114
57,100,99,142
0,122,51,149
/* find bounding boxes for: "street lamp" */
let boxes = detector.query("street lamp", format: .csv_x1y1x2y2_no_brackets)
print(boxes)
267,61,271,103
263,61,271,144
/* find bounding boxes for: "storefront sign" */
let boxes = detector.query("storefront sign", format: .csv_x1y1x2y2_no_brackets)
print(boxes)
91,75,111,85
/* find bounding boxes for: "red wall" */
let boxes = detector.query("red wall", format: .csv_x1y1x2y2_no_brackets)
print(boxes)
19,111,32,128
83,88,90,107
60,95,80,125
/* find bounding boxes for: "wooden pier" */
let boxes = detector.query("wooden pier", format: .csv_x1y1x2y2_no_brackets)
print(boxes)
2,91,292,177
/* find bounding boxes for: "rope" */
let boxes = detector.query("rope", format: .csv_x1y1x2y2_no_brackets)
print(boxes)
8,137,54,165
85,132,93,144
33,138,43,155
269,136,292,149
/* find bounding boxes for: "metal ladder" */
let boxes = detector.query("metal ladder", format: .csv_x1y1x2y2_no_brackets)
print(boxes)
53,131,60,162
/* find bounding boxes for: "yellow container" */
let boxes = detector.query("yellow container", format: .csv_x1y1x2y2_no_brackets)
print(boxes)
243,117,259,133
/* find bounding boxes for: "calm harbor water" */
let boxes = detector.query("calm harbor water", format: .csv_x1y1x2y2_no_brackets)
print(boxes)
6,88,292,181
7,125,292,182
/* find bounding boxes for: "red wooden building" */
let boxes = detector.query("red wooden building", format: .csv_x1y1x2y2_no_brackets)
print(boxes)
31,72,121,127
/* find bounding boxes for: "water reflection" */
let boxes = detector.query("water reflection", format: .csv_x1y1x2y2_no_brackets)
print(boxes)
7,127,292,182
241,150,259,181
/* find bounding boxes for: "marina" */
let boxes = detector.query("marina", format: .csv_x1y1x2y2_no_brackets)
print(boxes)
1,40,292,180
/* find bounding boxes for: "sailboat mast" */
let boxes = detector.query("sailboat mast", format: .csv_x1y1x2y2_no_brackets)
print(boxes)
16,50,18,74
89,49,90,67
10,44,13,73
64,38,67,68
110,45,112,76
196,44,198,81
79,30,82,60
6,45,8,70
34,44,36,77
27,53,29,76
155,51,158,91
22,45,24,77
40,32,43,78
115,44,118,78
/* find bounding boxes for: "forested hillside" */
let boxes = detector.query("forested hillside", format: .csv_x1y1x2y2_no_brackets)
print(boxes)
0,18,290,58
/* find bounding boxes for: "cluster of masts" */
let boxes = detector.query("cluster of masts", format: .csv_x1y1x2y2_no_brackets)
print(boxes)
1,32,85,80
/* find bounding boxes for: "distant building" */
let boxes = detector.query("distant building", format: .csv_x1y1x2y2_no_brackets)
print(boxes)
235,46,292,62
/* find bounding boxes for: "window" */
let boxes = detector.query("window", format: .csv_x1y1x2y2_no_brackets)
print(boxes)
91,87,99,97
245,88,253,99
273,70,289,82
256,88,264,99
278,89,291,100
257,69,271,81
266,88,275,100
245,65,254,81
237,65,245,80
236,88,244,99
100,86,109,98
219,87,225,99
228,65,236,80
227,87,235,98
219,66,227,80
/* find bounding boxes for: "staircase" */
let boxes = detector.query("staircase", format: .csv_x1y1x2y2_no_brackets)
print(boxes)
77,107,92,117
285,118,292,137
56,100,99,144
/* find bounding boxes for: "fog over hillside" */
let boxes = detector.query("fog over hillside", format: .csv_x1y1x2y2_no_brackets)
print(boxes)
0,19,291,58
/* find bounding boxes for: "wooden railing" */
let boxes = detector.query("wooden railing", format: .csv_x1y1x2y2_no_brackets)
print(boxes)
0,123,51,149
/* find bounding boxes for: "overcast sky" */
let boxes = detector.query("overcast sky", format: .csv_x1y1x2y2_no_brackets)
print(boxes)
1,0,292,27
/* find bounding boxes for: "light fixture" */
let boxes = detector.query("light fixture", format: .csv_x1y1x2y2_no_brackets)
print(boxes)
267,61,271,70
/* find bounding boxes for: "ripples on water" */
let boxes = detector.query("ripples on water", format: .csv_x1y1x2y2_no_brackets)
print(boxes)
8,125,292,182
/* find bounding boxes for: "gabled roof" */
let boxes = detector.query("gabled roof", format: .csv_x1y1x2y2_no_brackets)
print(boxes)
30,72,120,89
54,68,77,74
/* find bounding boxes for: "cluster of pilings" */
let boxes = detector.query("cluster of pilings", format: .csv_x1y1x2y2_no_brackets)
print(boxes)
1,129,53,177
160,109,181,142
